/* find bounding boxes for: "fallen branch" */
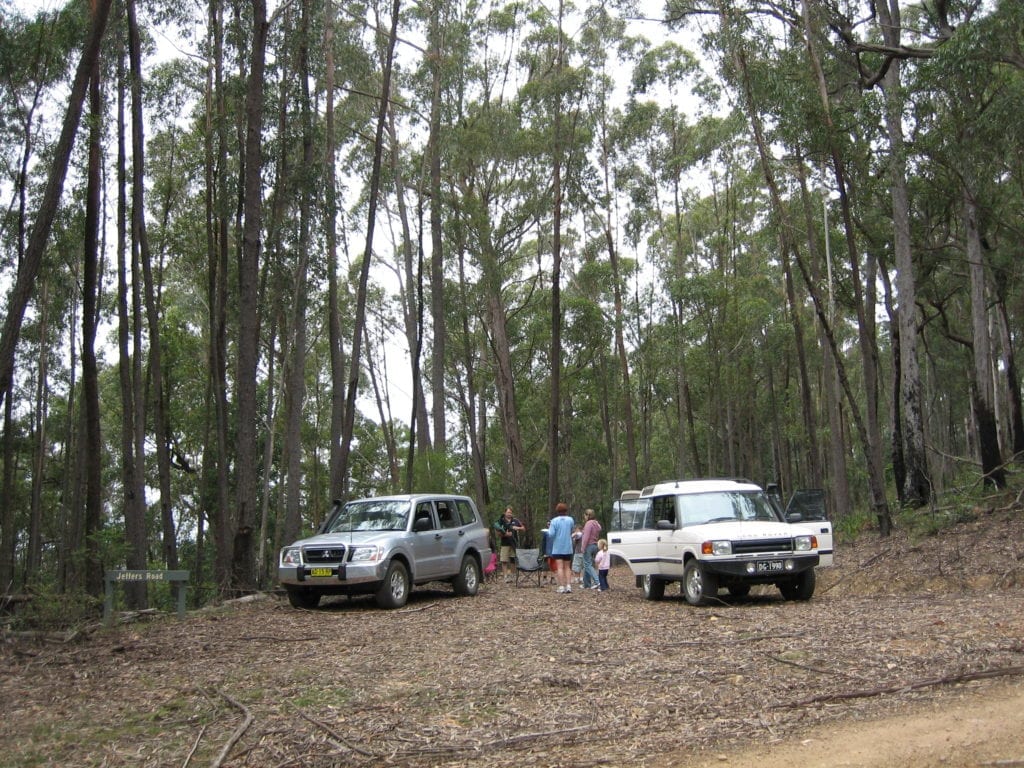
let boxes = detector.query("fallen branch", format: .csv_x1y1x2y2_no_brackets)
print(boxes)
211,688,253,768
293,708,377,757
772,665,1024,709
495,723,593,748
181,722,207,768
660,632,804,648
396,601,441,614
390,723,593,760
767,654,870,682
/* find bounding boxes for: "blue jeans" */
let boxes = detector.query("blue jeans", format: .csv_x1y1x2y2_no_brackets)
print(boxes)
598,569,609,590
582,543,599,588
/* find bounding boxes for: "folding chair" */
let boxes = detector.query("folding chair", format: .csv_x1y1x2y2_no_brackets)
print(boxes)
515,548,545,587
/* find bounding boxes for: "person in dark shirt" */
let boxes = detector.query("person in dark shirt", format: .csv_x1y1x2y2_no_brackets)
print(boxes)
494,507,525,583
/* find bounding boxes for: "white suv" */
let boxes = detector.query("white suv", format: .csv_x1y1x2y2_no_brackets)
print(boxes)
278,494,491,609
609,479,832,605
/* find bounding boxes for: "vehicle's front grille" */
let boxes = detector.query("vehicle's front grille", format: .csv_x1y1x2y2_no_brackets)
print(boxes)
731,537,793,555
303,546,347,564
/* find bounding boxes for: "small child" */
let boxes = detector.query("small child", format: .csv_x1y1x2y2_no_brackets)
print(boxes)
595,539,611,591
571,524,584,584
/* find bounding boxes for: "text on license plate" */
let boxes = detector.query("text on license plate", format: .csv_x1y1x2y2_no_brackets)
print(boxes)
755,560,783,573
309,567,333,577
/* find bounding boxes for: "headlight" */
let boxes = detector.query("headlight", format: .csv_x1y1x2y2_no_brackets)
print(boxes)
348,545,383,563
793,535,818,552
280,547,303,566
701,540,732,556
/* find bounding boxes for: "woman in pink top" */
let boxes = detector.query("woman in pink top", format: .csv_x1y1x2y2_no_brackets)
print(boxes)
580,509,602,590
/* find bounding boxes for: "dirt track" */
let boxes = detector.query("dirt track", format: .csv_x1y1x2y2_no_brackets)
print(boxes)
686,682,1024,767
2,507,1024,767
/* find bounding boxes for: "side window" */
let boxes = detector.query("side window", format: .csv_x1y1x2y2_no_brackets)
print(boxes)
414,502,435,530
612,499,651,530
454,499,477,527
653,495,676,526
437,501,459,529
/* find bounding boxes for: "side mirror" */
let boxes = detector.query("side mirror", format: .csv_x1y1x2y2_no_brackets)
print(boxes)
656,519,674,530
786,512,804,523
414,516,433,532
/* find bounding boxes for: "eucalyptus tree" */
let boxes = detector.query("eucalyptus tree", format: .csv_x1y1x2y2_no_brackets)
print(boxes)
442,0,556,532
580,11,673,493
0,0,114,442
266,0,320,563
114,15,148,607
667,0,894,531
232,0,271,592
337,0,403,502
0,3,88,592
822,0,932,506
909,3,1024,487
73,0,108,598
514,0,589,508
623,39,732,485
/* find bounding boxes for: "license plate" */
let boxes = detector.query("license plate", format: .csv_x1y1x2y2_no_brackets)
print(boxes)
755,560,783,573
308,567,333,577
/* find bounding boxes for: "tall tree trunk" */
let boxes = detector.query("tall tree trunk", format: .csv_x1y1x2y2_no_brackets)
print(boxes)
282,0,314,548
672,301,702,478
600,101,637,489
80,47,104,598
27,280,53,584
486,287,529,528
127,0,176,569
456,243,489,508
993,289,1024,461
876,0,930,507
233,0,270,592
0,0,114,412
797,0,891,533
1,383,13,592
338,0,402,497
324,0,347,500
547,0,566,511
777,174,821,489
204,0,233,589
427,0,447,462
116,41,148,608
963,189,1007,487
385,108,431,485
728,22,889,532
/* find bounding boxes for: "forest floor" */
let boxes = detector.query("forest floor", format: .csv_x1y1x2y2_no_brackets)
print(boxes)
2,494,1024,768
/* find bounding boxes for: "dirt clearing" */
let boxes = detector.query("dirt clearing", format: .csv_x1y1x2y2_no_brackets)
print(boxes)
2,506,1023,767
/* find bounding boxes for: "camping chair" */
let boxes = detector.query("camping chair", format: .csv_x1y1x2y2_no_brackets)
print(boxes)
515,548,545,587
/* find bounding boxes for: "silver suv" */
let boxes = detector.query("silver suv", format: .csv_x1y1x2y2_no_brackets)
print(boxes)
278,494,491,609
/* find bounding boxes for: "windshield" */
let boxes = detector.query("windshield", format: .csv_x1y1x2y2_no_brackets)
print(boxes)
325,500,410,533
677,491,781,526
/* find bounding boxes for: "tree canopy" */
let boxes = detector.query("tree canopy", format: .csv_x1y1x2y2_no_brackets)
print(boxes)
1,0,1021,611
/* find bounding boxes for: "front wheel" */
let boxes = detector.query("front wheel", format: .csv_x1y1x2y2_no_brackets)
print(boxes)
375,560,410,609
683,560,718,606
779,568,816,601
285,586,321,610
452,555,481,596
642,575,665,601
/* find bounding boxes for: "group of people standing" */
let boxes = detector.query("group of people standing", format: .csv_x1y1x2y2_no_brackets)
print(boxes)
495,503,610,593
